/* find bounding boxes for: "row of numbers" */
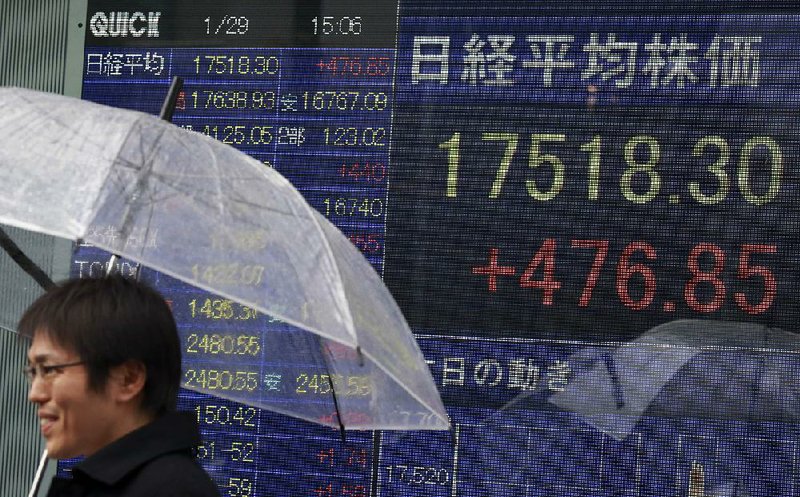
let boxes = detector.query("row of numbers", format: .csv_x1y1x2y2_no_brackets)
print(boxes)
193,55,279,75
311,483,366,497
188,299,259,320
315,56,391,77
183,124,275,146
473,239,777,315
186,90,275,110
347,233,382,254
184,124,388,148
195,440,256,463
296,373,371,396
195,404,258,428
192,54,391,79
324,126,387,147
441,132,784,205
323,197,383,218
384,465,451,486
184,369,259,392
339,162,386,184
185,370,373,396
190,263,265,287
302,91,388,111
186,334,260,356
182,90,388,113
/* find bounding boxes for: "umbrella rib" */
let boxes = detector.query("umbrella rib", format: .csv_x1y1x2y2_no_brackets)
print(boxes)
173,126,264,222
206,135,226,219
114,124,308,222
83,116,149,231
304,209,357,342
137,192,159,259
9,92,112,154
110,122,183,242
356,346,451,428
127,166,303,222
129,144,166,256
85,117,172,242
604,353,626,408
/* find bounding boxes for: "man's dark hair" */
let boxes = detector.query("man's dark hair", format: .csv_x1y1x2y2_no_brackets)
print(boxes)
18,275,181,415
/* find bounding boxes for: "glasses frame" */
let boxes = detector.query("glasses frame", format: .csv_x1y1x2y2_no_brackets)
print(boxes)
23,361,86,383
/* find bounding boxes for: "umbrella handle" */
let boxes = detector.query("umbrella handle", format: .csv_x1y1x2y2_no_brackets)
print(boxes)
325,373,346,443
159,76,184,122
104,254,142,280
105,254,118,276
0,227,54,290
27,449,48,497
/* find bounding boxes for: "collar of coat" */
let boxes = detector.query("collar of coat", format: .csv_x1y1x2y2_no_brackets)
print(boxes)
71,411,201,486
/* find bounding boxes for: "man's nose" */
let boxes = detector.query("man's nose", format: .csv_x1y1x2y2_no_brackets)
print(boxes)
28,376,49,404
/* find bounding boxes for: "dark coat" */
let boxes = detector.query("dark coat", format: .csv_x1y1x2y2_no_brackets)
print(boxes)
46,412,220,497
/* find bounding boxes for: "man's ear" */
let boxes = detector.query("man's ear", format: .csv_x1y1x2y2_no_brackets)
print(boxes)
108,360,147,403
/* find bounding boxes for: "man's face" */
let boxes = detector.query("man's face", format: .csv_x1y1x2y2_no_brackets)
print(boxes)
27,332,119,459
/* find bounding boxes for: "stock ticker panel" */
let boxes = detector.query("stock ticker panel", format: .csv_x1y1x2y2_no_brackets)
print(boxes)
76,1,800,496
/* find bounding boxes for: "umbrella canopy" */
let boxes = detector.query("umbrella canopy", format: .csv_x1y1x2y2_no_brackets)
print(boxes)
0,87,449,431
549,319,800,440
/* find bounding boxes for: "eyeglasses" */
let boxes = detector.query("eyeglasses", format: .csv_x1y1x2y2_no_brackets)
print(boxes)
23,361,86,383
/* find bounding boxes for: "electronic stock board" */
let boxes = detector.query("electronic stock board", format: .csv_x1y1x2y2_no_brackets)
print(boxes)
71,1,800,496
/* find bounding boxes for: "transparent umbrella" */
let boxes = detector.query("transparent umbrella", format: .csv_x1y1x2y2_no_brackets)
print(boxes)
0,86,449,433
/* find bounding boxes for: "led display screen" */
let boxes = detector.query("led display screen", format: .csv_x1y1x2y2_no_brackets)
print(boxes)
71,1,800,496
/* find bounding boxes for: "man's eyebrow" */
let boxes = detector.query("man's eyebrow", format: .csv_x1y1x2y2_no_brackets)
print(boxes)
28,354,53,363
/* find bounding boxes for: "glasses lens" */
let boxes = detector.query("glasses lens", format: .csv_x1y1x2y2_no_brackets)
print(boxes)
23,365,36,382
24,361,84,382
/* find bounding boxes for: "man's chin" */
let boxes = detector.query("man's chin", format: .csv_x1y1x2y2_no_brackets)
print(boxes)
45,442,77,460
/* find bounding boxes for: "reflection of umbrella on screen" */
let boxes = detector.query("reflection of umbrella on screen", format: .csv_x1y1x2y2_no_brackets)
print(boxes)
454,320,795,496
549,319,800,440
0,87,448,432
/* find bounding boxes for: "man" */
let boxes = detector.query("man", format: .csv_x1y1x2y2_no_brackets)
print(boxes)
21,275,220,496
